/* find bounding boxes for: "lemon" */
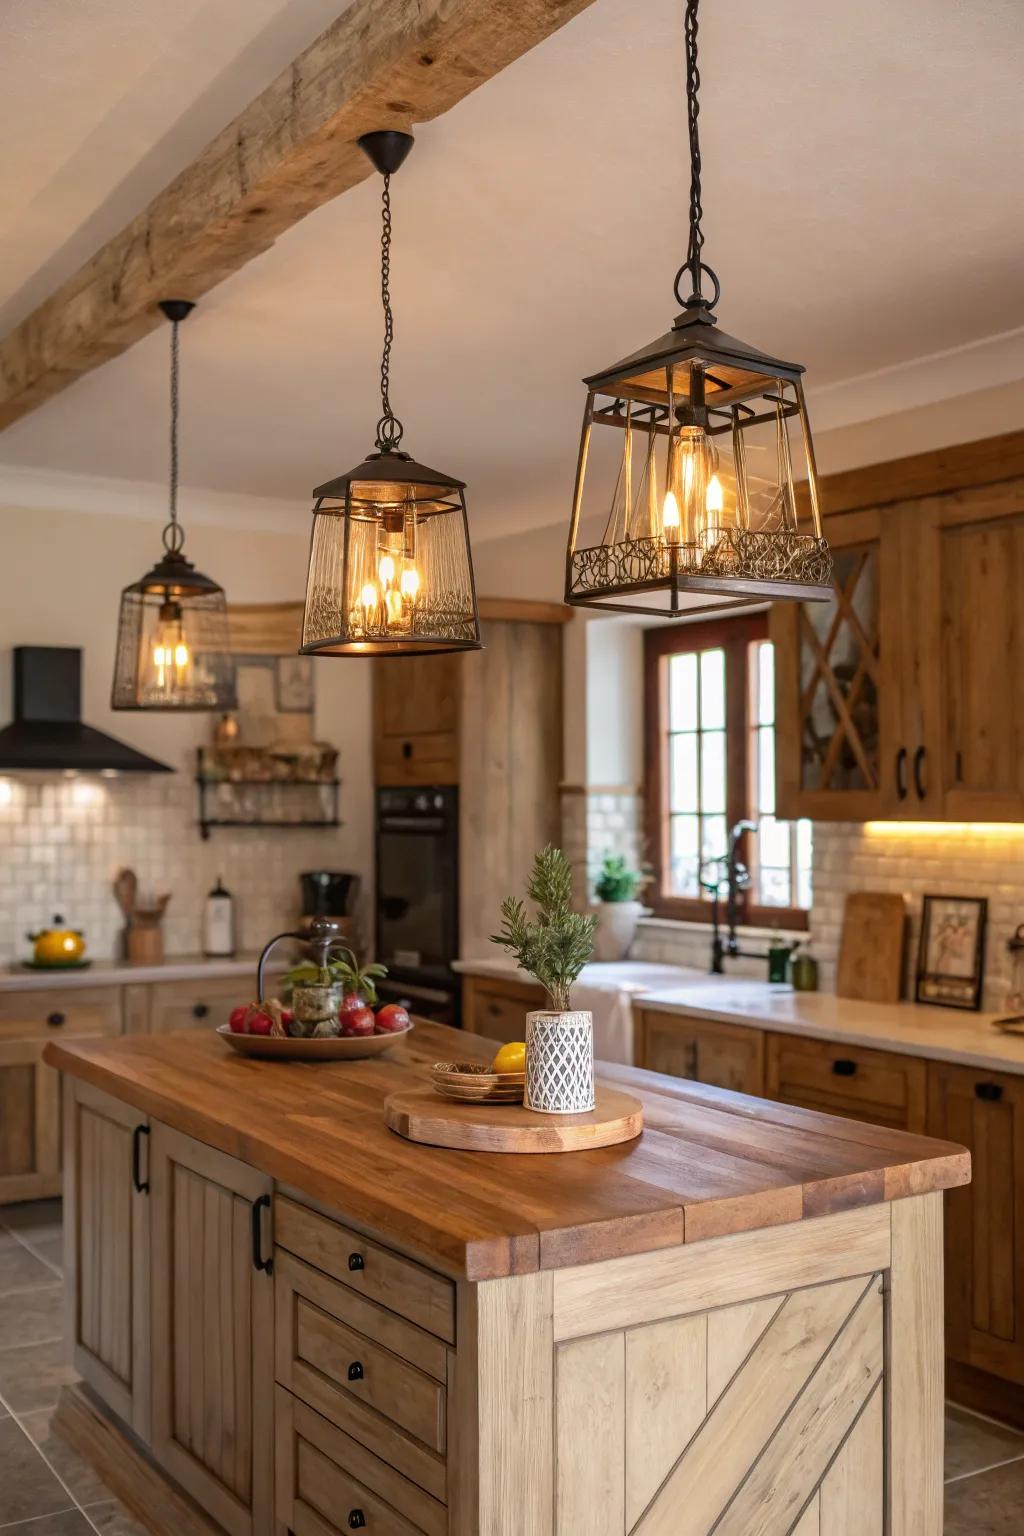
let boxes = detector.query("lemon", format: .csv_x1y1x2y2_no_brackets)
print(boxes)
491,1040,526,1074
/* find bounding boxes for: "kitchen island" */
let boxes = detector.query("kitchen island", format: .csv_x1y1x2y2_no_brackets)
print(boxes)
46,1022,969,1535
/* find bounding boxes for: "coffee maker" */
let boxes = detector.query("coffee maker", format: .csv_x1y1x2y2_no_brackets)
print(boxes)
299,871,360,945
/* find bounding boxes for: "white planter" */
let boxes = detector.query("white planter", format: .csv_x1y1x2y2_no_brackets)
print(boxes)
593,900,646,962
525,1010,595,1114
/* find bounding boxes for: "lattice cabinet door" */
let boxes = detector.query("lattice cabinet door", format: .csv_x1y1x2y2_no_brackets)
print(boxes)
772,509,902,821
555,1273,885,1535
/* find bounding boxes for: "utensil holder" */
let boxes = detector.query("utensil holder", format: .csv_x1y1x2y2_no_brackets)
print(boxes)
525,1010,595,1114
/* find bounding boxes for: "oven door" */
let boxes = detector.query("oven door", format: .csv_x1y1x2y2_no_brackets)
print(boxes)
375,790,458,971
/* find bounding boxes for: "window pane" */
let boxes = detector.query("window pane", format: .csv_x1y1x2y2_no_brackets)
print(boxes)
758,641,775,726
670,733,699,813
797,818,813,908
702,814,728,866
699,649,726,730
701,730,727,814
759,813,791,870
670,816,700,897
669,653,698,731
760,867,792,907
758,725,776,815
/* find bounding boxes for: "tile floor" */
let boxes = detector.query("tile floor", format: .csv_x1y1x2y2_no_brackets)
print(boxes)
2,1201,1024,1532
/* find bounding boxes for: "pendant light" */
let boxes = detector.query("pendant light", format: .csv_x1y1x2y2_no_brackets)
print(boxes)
300,132,481,657
111,301,237,710
564,0,833,618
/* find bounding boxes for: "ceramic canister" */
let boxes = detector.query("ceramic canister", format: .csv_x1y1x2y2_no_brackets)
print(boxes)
525,1010,595,1114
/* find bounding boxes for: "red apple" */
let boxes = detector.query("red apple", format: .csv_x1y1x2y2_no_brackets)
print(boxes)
246,1008,274,1036
374,1004,411,1034
341,1006,375,1037
228,1005,249,1034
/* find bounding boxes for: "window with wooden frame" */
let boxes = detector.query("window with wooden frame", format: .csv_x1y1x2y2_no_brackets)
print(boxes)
644,614,811,927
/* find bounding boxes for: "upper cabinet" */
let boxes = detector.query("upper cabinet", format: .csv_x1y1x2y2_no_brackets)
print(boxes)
773,439,1024,822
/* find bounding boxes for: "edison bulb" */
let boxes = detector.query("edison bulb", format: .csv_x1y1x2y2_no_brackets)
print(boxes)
359,582,378,615
662,491,681,544
706,475,723,516
378,553,396,585
400,566,420,601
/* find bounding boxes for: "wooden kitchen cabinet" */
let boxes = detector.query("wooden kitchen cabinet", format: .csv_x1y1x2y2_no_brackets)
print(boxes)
62,1078,150,1438
0,1038,61,1202
927,1061,1024,1395
146,975,249,1034
461,972,546,1043
375,651,461,786
766,1033,927,1132
149,1122,274,1536
633,1008,765,1096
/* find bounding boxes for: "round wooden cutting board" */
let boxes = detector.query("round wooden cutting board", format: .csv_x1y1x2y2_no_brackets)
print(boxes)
384,1085,644,1154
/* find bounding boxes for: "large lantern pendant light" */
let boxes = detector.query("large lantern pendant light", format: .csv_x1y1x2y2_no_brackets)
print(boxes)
300,132,481,657
111,301,237,710
564,0,833,618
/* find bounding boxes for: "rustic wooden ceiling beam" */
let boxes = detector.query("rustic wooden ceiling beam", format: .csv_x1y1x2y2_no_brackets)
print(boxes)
0,0,596,430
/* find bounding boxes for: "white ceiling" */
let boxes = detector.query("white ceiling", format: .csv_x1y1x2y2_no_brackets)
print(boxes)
0,0,1022,539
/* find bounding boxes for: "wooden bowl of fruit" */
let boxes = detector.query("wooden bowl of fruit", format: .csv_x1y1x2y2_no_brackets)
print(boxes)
218,998,413,1060
431,1042,526,1103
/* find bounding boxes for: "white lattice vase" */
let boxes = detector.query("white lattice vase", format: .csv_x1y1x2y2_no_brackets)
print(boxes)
525,1010,595,1115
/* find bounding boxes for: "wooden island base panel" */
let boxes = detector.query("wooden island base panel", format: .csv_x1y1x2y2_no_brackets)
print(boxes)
45,1022,969,1536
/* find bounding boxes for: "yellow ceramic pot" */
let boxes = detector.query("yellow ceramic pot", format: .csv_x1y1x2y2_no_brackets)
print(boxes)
27,916,86,965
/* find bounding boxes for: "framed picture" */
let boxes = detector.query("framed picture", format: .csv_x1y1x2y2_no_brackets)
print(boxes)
276,655,315,714
915,895,987,1011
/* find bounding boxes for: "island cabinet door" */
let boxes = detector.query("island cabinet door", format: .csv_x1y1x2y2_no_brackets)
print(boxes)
63,1079,150,1439
927,1061,1024,1385
149,1123,274,1536
633,1009,765,1096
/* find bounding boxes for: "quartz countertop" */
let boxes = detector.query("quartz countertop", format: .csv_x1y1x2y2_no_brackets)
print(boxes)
45,1022,970,1280
636,982,1024,1076
0,952,288,992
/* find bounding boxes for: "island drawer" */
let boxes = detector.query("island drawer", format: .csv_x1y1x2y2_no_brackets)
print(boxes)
276,1387,446,1536
766,1032,928,1132
276,1251,448,1459
275,1194,455,1343
0,986,122,1039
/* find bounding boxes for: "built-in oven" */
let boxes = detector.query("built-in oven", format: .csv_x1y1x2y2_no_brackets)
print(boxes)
375,786,461,1025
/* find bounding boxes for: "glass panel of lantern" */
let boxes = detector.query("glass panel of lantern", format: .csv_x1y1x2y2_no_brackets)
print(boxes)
111,554,236,710
300,456,480,656
565,346,833,617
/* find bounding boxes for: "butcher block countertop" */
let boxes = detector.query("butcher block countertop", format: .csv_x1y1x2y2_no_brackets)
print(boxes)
45,1021,969,1282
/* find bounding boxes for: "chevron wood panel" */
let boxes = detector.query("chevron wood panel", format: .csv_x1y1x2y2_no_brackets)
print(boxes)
554,1273,885,1536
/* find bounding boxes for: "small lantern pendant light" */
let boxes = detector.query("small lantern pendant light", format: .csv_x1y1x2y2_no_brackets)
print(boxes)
111,301,237,711
300,132,481,657
564,0,833,618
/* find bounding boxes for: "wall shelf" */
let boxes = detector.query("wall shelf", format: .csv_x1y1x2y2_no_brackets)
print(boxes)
196,750,341,840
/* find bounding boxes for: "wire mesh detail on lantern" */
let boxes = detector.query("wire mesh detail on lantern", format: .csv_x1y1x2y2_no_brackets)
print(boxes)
300,453,480,656
111,543,237,710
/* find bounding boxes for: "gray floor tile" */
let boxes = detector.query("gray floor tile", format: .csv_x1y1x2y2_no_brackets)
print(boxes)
23,1232,65,1275
0,1416,76,1525
946,1404,1024,1482
0,1283,64,1349
0,1239,61,1295
22,1406,115,1508
945,1455,1024,1533
81,1501,152,1536
0,1337,79,1414
0,1199,63,1239
0,1512,95,1533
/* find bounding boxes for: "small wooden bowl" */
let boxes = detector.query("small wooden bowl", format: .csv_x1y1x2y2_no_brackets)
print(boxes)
430,1061,525,1104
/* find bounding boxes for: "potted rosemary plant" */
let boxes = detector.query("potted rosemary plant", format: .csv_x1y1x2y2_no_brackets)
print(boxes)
592,853,649,962
491,846,597,1114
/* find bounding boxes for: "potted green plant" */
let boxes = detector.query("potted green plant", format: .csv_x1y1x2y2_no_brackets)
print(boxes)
491,846,597,1113
592,854,649,962
281,950,386,1038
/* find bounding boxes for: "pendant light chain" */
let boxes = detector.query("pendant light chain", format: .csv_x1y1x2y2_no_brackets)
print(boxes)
674,0,720,310
163,317,185,555
376,172,405,453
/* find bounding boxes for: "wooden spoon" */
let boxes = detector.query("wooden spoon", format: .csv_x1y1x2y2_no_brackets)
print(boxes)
113,868,138,926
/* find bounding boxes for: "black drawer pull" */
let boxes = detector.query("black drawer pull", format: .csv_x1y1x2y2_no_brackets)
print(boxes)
402,741,413,760
46,1011,65,1027
832,1059,858,1077
347,1360,364,1381
348,1252,365,1272
132,1124,150,1193
895,747,908,801
192,1002,209,1019
975,1081,1004,1103
348,1514,366,1530
913,745,927,800
250,1195,273,1273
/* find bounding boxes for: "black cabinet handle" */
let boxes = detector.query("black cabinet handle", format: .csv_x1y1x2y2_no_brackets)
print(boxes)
192,1003,209,1019
913,745,927,800
348,1252,365,1272
895,747,908,801
46,1011,65,1027
251,1195,273,1273
402,741,413,760
347,1360,364,1381
348,1513,366,1530
832,1059,858,1077
975,1081,1004,1103
132,1124,150,1193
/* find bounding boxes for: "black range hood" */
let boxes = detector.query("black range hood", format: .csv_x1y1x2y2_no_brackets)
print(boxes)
0,648,173,774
